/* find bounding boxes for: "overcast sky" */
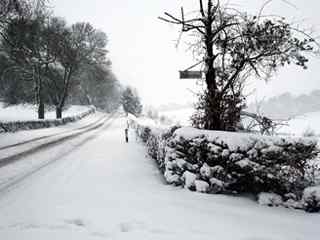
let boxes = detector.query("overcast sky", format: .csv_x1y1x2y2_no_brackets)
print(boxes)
51,0,320,107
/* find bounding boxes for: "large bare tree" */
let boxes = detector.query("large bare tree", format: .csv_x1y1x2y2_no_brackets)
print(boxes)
160,0,318,131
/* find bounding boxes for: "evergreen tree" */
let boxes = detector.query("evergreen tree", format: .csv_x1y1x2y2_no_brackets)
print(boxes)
121,86,142,116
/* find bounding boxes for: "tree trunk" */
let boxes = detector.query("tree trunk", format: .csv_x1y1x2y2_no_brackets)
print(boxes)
38,100,45,119
203,7,222,130
56,106,62,119
56,68,71,119
204,91,222,130
37,67,45,119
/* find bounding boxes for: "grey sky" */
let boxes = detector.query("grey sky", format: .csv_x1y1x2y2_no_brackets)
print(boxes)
51,0,320,106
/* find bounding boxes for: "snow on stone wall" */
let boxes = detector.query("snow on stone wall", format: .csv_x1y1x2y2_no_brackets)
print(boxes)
0,106,96,133
133,120,320,212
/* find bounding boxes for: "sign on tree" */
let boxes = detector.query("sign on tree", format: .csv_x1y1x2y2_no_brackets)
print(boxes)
179,70,202,79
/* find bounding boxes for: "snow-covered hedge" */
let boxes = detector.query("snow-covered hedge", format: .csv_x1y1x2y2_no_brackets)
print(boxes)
302,186,320,212
133,121,320,212
0,106,96,133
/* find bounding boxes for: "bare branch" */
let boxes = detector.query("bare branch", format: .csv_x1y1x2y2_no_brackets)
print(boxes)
199,0,205,17
159,12,205,34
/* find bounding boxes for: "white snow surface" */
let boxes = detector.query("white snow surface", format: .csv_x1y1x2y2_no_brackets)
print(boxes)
158,107,320,138
0,102,92,122
280,111,320,136
174,126,315,152
0,112,106,160
159,108,194,126
0,116,319,239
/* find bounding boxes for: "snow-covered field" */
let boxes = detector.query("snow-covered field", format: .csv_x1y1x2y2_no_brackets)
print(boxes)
0,102,91,122
0,116,319,240
159,108,194,126
280,111,320,136
160,107,320,137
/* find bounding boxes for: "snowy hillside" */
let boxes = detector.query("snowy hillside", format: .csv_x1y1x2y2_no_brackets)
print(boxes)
247,90,320,119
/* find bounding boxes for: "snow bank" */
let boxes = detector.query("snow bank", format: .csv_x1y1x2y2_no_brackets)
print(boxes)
0,106,96,133
133,119,320,212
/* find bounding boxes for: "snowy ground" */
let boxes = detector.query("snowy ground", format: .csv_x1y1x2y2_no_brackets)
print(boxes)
159,108,194,126
0,114,319,240
0,102,91,122
160,107,320,137
0,112,107,161
280,111,320,136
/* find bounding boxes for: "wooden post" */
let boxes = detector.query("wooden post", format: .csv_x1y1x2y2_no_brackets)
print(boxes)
125,128,129,143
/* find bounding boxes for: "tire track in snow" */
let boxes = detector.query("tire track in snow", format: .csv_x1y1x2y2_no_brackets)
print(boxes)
0,113,118,196
0,112,117,168
0,114,107,151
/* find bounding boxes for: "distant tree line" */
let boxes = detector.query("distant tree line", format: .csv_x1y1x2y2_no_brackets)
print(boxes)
0,0,122,119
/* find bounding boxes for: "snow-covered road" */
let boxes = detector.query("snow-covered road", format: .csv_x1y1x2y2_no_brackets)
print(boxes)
0,113,112,167
0,115,319,240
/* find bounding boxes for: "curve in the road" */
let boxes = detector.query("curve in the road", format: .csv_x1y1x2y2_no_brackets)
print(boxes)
0,113,118,195
0,114,108,151
0,112,118,169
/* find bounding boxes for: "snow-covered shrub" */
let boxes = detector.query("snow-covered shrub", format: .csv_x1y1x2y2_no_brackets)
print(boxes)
164,169,181,185
209,177,225,193
302,186,320,212
135,124,151,143
258,192,283,207
195,180,210,193
140,126,151,143
283,199,303,209
134,122,181,174
182,171,197,190
171,128,317,197
146,134,159,160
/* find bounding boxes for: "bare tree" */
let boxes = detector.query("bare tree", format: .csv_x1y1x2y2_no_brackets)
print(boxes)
160,0,318,131
240,110,289,135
